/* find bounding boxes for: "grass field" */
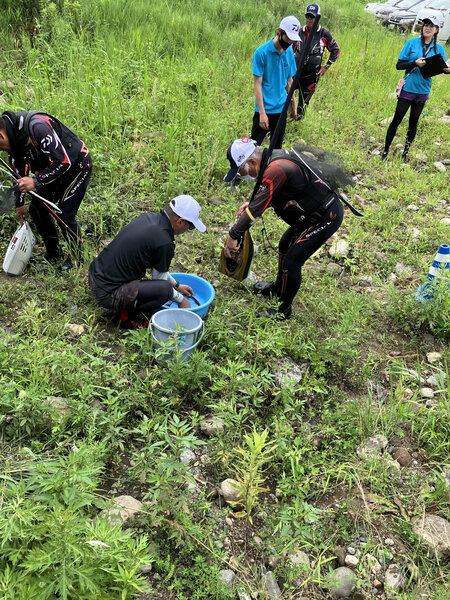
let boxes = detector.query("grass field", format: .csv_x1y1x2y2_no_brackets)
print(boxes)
0,1,449,599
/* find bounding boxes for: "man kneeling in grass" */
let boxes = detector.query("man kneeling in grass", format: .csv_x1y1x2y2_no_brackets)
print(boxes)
223,138,343,321
88,195,206,330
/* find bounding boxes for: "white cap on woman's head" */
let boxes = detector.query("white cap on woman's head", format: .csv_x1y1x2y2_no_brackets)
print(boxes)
279,16,301,41
423,14,440,27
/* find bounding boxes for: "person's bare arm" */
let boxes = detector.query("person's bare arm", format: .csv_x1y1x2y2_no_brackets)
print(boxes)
254,76,269,130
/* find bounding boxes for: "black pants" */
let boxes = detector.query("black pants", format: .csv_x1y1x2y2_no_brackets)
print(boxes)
384,97,426,154
89,271,174,316
250,112,286,148
274,198,344,312
296,71,318,119
29,153,92,259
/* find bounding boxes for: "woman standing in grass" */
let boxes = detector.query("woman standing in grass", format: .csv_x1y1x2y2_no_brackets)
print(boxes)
381,15,449,162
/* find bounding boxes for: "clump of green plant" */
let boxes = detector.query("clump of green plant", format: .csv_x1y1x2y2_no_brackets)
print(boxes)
388,275,450,338
0,445,152,600
230,429,275,523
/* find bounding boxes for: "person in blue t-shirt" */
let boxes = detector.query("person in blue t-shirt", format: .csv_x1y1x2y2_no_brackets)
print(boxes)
250,16,300,149
382,16,449,162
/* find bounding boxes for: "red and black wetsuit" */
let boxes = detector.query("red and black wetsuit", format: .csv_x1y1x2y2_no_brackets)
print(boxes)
293,25,340,118
2,110,92,258
229,150,343,312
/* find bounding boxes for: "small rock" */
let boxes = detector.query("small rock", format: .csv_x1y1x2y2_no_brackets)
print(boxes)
371,149,381,156
425,399,438,408
426,375,438,387
357,434,388,459
200,417,224,436
329,240,349,258
345,554,359,567
180,449,196,464
440,217,450,225
392,448,413,467
326,262,344,273
433,161,446,173
311,435,323,450
43,396,71,420
373,579,383,589
67,323,85,336
253,536,263,547
366,554,382,574
335,546,346,566
412,514,450,555
288,549,310,569
394,262,411,276
225,517,234,527
406,204,419,212
325,567,356,598
380,117,392,127
384,564,405,592
139,564,153,574
387,272,398,281
220,479,241,505
347,546,356,555
426,352,442,364
218,569,235,589
102,495,143,527
403,388,414,401
384,538,395,546
268,555,280,568
415,154,427,163
261,571,282,598
274,357,307,387
420,388,434,399
369,136,377,142
359,276,373,287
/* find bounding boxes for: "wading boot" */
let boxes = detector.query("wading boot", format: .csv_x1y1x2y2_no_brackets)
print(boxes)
253,281,280,297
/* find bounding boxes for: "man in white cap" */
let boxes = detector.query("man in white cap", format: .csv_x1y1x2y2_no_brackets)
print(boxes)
88,195,206,329
250,16,301,149
223,138,343,320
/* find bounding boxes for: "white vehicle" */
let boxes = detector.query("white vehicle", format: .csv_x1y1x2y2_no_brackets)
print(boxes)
412,1,450,42
388,0,431,30
375,0,426,23
364,0,397,15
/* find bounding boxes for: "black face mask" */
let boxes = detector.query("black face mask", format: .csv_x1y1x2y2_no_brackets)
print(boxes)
278,34,291,50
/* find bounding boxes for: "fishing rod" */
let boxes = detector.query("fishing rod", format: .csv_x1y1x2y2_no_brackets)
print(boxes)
0,158,83,244
247,13,322,204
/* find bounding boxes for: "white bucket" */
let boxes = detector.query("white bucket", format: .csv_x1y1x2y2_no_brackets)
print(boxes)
150,309,204,364
3,222,36,275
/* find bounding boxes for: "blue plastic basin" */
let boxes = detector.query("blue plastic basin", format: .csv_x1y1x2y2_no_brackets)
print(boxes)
161,273,215,318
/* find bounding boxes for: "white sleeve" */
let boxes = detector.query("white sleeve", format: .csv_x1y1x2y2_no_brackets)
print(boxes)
152,269,184,304
152,268,177,285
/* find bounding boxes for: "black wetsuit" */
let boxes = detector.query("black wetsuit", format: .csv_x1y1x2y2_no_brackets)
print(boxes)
229,150,343,312
2,110,92,258
293,26,340,118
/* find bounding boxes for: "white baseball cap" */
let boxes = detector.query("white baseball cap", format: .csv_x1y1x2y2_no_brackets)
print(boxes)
224,137,258,183
422,14,440,27
279,16,301,41
170,195,206,232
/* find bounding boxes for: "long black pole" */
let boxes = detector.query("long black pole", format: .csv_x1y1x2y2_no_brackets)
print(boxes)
248,14,321,203
0,157,83,243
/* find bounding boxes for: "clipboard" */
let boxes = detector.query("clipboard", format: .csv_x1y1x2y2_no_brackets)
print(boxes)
420,53,448,78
